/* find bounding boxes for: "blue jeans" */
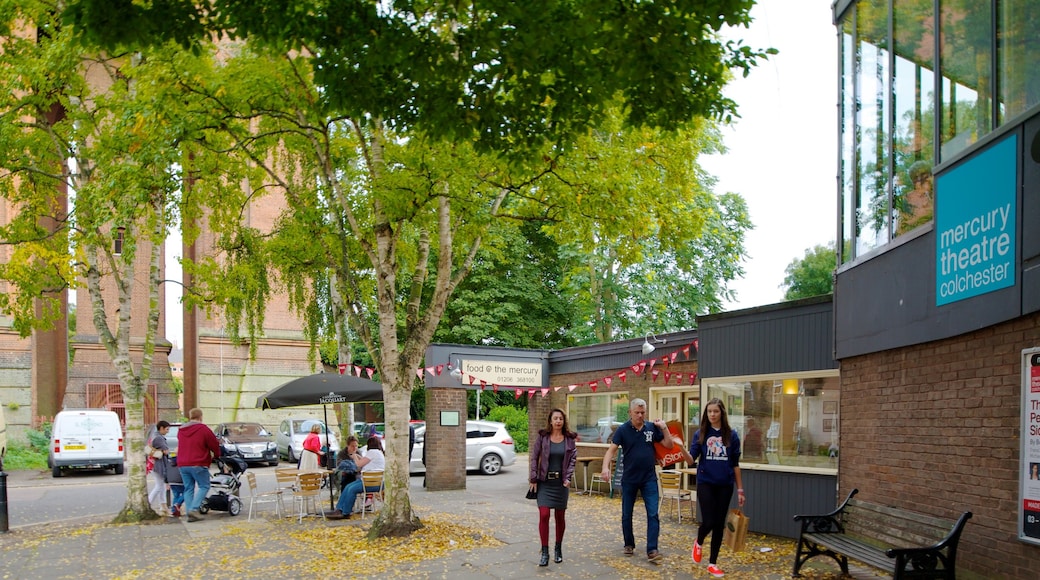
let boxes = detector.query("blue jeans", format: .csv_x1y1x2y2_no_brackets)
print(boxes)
337,478,380,514
620,477,661,554
180,466,211,512
170,484,185,510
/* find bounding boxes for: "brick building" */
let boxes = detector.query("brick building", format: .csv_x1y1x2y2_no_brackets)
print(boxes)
832,1,1040,577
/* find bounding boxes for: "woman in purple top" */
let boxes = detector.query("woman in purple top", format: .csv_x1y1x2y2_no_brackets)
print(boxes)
528,409,577,566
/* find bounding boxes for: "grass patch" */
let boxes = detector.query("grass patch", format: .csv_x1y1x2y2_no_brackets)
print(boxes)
4,439,48,470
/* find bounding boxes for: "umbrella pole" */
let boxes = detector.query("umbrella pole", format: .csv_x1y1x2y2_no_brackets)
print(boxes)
324,404,335,511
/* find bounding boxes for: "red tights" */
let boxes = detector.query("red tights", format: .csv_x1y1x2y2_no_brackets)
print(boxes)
538,506,566,546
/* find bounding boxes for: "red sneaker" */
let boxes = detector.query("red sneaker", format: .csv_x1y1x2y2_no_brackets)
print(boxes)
707,564,724,577
692,541,702,563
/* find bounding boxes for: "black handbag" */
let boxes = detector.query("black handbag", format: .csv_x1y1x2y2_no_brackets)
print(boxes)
526,488,538,500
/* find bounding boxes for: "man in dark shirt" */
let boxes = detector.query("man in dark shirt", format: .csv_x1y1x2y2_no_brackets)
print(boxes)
600,398,674,563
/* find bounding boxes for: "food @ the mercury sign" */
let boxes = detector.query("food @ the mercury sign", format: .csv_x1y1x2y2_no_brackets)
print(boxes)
458,360,544,387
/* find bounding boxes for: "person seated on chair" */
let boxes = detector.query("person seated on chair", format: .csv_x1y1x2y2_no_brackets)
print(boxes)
327,436,385,519
336,436,361,491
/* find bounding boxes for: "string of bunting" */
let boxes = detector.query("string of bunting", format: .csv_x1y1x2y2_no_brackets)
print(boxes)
339,338,699,399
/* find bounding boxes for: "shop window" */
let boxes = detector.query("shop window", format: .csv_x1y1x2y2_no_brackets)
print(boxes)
567,392,628,444
704,374,839,469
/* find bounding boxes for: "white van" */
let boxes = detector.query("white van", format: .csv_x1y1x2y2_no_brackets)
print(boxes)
49,409,125,477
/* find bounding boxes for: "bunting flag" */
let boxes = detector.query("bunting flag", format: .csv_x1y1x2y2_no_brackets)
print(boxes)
528,389,537,399
590,382,598,393
493,384,499,392
648,359,657,372
435,364,445,375
651,369,660,382
661,355,670,367
689,372,698,385
663,371,672,383
480,380,487,390
630,363,641,375
618,370,627,383
682,345,691,359
670,352,678,364
693,338,699,351
541,388,550,397
514,388,523,400
568,384,578,392
554,386,562,392
415,368,424,380
604,376,613,388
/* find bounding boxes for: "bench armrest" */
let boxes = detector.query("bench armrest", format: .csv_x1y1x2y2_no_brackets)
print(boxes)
885,511,974,558
793,488,859,534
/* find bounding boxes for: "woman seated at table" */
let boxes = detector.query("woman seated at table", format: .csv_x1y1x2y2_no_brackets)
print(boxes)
336,436,361,490
327,436,385,519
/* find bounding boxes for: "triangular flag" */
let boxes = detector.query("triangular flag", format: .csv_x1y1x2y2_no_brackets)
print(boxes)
663,371,672,383
648,359,657,371
689,372,699,384
661,355,670,367
554,386,562,392
670,352,678,363
693,338,699,351
540,388,549,397
480,380,487,389
604,376,613,388
568,384,578,392
528,389,537,399
682,345,691,359
515,388,523,400
630,363,641,374
590,383,598,393
435,364,444,375
618,370,627,383
415,368,423,380
366,367,375,379
651,369,660,382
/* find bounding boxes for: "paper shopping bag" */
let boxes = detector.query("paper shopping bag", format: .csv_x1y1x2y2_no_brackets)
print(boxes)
723,508,749,552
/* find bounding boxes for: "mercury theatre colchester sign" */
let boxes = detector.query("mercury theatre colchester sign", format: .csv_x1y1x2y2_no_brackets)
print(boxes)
935,133,1017,306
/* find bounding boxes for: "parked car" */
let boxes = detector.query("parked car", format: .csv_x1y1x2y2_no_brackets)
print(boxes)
49,409,125,477
409,420,516,475
214,422,279,466
360,422,385,441
145,422,183,457
275,417,340,463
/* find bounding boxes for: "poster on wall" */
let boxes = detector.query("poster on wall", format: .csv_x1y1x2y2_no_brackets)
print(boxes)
1020,348,1040,545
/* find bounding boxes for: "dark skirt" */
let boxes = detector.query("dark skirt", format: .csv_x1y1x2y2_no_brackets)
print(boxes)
536,476,569,510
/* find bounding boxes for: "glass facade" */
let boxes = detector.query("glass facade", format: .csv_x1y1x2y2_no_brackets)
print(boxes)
567,392,628,444
838,0,1039,263
703,373,840,469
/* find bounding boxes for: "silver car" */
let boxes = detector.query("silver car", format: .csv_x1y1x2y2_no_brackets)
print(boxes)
410,420,516,475
275,417,340,463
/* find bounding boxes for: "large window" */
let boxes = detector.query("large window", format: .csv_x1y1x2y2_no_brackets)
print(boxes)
837,0,1038,264
568,392,628,444
704,373,839,470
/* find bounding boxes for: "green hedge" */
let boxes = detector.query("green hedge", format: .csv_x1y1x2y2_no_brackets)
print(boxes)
486,406,529,453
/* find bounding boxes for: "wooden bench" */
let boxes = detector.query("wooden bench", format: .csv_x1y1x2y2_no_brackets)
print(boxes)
792,488,972,579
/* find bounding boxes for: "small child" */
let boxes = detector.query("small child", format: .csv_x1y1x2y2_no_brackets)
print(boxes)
166,455,185,517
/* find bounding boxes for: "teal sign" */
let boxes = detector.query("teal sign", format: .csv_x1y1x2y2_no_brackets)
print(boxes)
936,134,1017,306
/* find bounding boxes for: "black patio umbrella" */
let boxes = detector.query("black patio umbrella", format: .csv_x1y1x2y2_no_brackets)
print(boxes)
256,372,383,510
256,372,383,409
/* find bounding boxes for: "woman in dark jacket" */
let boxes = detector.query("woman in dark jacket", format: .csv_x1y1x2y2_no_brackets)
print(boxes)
528,408,577,566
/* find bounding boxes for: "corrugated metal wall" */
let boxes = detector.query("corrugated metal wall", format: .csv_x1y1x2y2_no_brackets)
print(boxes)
737,469,838,539
696,296,836,378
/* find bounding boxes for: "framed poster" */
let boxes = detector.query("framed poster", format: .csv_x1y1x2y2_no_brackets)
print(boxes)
823,418,835,432
1020,348,1040,545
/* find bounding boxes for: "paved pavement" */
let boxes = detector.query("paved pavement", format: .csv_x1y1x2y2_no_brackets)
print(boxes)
0,458,860,579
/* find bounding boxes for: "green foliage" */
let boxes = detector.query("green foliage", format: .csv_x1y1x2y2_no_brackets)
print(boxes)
486,405,529,453
3,440,48,470
5,424,52,470
782,243,837,300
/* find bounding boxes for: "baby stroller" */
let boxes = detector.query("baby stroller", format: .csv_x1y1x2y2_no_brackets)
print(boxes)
199,456,246,516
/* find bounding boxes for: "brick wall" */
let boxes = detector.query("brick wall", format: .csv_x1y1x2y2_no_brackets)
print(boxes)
424,387,468,490
840,311,1040,579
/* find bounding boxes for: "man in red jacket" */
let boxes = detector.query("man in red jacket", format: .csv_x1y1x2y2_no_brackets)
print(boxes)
177,407,221,522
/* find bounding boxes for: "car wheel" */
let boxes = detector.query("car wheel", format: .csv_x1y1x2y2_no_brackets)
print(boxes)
479,453,503,475
52,465,62,478
114,463,125,475
287,447,296,463
228,497,242,516
198,501,209,514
